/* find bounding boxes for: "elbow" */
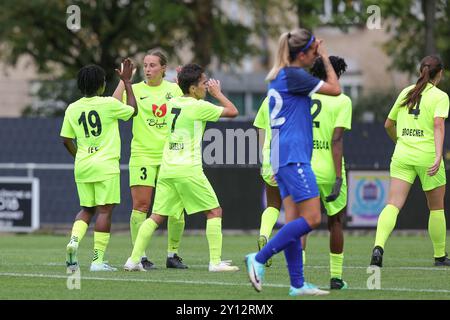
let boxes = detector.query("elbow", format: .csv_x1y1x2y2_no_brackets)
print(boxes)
384,119,394,129
328,83,341,96
230,108,239,118
62,137,70,146
331,87,341,96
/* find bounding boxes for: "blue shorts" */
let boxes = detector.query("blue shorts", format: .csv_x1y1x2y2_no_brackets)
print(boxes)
275,163,319,203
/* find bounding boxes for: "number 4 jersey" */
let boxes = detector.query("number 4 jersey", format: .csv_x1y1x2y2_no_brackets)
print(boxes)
60,96,135,182
388,83,449,166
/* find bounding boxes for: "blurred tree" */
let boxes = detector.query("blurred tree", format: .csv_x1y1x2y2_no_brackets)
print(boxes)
0,0,274,116
288,0,449,92
288,0,449,122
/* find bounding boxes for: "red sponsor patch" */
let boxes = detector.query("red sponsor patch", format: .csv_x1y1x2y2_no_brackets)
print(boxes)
152,104,167,117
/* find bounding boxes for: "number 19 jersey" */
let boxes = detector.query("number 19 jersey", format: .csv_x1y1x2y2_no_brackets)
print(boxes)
60,96,135,182
388,83,449,166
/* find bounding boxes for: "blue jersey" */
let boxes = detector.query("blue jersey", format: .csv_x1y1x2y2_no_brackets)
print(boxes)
268,67,323,169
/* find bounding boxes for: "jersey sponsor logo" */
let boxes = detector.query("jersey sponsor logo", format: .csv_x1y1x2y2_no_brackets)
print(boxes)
146,118,167,129
152,103,167,117
165,92,174,100
169,142,184,150
401,128,424,137
313,139,330,150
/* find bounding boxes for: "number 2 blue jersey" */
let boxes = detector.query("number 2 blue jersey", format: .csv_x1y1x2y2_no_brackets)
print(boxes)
268,67,323,169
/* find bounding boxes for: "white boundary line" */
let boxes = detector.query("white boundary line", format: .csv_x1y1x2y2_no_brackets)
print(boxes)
2,262,449,272
1,272,450,294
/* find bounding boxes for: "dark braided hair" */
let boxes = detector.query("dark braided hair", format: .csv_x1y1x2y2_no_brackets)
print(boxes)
310,56,347,80
77,64,106,96
177,63,204,94
402,55,443,109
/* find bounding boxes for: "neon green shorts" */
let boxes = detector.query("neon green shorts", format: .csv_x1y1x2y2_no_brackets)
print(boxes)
129,165,159,187
153,173,220,218
390,158,446,191
318,178,347,216
76,174,120,207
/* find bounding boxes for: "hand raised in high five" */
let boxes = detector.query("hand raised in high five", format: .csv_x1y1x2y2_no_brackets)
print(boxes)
115,58,135,83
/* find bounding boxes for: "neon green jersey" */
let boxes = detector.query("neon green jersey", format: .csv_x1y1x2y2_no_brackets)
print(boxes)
159,96,223,179
60,96,134,182
124,80,183,166
253,97,273,175
310,93,352,184
388,83,449,166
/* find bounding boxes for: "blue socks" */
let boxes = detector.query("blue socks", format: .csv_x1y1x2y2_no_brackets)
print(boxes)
255,217,311,289
284,238,303,288
255,217,311,262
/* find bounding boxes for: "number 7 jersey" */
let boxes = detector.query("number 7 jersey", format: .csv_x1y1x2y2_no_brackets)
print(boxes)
388,83,449,166
159,96,223,179
60,96,135,182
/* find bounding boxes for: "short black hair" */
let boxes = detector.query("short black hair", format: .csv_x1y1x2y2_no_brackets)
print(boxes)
310,56,347,81
177,63,204,94
77,64,106,96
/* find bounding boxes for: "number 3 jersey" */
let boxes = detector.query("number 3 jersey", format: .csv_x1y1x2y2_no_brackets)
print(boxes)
310,93,352,184
268,67,323,168
124,80,183,167
60,96,135,182
388,83,449,166
158,96,223,179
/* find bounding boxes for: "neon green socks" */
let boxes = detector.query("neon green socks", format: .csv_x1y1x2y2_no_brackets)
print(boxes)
70,220,88,243
259,207,279,239
206,217,222,265
130,218,158,263
374,204,399,249
428,209,446,258
330,252,344,279
168,214,185,256
92,231,110,264
130,209,147,256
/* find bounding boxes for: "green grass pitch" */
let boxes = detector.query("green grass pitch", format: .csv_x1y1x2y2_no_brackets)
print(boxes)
0,233,449,300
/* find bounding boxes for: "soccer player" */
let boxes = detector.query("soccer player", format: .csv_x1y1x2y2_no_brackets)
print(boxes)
245,28,341,296
112,49,187,270
62,59,137,272
307,56,352,289
253,97,281,269
370,55,450,267
123,63,239,272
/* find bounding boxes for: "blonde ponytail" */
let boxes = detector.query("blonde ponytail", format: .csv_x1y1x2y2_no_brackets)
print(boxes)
266,32,290,81
265,29,314,81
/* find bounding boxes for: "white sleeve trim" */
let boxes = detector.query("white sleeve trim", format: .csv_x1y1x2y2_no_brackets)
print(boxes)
308,80,324,97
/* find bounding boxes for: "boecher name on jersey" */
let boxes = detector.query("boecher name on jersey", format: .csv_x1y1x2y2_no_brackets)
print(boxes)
402,128,424,137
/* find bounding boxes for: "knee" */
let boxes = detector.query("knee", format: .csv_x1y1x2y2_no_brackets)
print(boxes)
307,213,322,229
150,214,165,225
327,214,342,230
133,200,150,214
207,207,222,219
